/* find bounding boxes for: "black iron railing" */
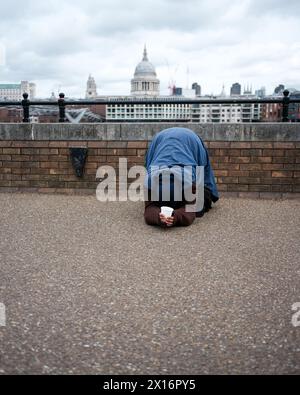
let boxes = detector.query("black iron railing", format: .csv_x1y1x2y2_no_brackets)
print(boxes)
0,89,299,123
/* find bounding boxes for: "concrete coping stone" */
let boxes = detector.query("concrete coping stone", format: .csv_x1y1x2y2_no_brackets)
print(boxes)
0,122,299,142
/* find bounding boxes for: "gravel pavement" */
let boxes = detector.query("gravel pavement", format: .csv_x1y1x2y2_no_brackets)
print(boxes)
0,193,299,375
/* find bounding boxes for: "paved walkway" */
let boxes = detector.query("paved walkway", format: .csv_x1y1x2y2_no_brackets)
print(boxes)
0,193,299,374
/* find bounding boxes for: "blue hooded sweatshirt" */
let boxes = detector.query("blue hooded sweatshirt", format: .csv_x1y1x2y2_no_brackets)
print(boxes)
145,127,219,202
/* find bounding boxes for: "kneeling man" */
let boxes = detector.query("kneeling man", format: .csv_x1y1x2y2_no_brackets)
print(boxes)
144,127,219,227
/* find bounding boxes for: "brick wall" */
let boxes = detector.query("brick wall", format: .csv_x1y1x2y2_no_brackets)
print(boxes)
0,139,299,198
207,141,299,197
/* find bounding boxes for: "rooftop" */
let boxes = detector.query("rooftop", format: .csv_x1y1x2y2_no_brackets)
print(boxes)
0,84,21,89
0,193,299,374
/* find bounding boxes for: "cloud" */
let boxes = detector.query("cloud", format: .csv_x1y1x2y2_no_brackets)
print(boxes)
0,0,299,97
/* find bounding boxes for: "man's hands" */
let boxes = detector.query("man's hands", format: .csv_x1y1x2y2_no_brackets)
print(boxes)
159,213,175,227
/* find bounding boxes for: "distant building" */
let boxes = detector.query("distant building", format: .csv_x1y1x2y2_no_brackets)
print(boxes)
174,87,183,96
192,82,201,96
86,75,98,99
131,46,160,97
191,86,261,123
261,89,300,122
261,101,282,122
87,48,262,124
289,91,300,122
230,83,241,96
191,102,261,123
172,87,197,98
255,87,266,98
106,97,191,122
0,81,36,100
261,91,285,122
0,84,20,100
0,107,23,122
192,104,241,123
28,82,36,99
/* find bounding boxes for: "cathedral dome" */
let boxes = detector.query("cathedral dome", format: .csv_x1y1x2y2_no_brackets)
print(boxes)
131,46,160,97
134,48,157,77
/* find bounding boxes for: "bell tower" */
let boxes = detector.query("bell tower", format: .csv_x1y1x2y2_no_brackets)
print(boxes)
86,75,98,99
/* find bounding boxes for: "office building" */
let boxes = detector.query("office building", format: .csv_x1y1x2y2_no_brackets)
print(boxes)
230,83,241,96
0,81,36,100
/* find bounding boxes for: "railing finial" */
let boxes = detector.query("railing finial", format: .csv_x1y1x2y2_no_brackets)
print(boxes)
282,90,290,122
22,93,30,123
58,93,66,122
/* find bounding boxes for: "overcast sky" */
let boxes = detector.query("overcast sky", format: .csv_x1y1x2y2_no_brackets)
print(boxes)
0,0,299,98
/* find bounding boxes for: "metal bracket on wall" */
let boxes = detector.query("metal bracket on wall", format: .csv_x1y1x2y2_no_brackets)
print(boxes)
70,148,88,178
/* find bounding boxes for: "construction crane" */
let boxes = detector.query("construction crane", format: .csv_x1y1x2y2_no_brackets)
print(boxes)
165,59,179,96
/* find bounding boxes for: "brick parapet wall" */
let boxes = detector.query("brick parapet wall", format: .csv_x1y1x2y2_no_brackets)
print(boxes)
1,123,299,198
0,138,299,199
